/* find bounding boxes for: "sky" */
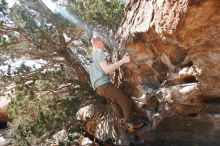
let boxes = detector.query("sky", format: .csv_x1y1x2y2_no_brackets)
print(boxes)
42,0,57,12
5,0,18,7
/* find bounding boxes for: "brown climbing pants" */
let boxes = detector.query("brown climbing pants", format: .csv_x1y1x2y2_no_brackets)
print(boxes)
96,82,133,123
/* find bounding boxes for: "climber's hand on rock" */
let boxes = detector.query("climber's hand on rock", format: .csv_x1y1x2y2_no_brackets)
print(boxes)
122,53,131,64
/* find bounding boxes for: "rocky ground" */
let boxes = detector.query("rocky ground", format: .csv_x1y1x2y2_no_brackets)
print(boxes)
0,127,11,146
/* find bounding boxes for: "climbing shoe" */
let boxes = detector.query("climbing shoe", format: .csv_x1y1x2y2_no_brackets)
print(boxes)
129,122,144,132
119,119,144,132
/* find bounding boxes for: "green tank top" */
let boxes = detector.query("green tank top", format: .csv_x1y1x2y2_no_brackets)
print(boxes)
89,49,110,90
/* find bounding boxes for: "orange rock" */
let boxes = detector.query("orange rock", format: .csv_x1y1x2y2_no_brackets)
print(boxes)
116,0,220,144
0,108,8,122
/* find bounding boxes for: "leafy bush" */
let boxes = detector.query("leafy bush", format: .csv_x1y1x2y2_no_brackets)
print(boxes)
69,0,125,31
7,68,98,145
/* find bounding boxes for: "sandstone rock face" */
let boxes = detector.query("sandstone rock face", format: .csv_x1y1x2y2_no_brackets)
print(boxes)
76,1,220,145
115,0,220,145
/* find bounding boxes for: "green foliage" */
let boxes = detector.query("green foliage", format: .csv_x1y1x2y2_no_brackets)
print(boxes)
9,94,80,145
8,69,97,145
69,0,125,32
0,0,8,32
0,0,7,15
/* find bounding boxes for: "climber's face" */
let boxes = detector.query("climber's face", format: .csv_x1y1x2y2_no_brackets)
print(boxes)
91,35,105,49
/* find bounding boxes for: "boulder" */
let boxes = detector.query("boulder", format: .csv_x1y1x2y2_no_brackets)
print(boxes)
115,0,220,145
77,1,220,145
76,104,130,145
0,136,10,146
